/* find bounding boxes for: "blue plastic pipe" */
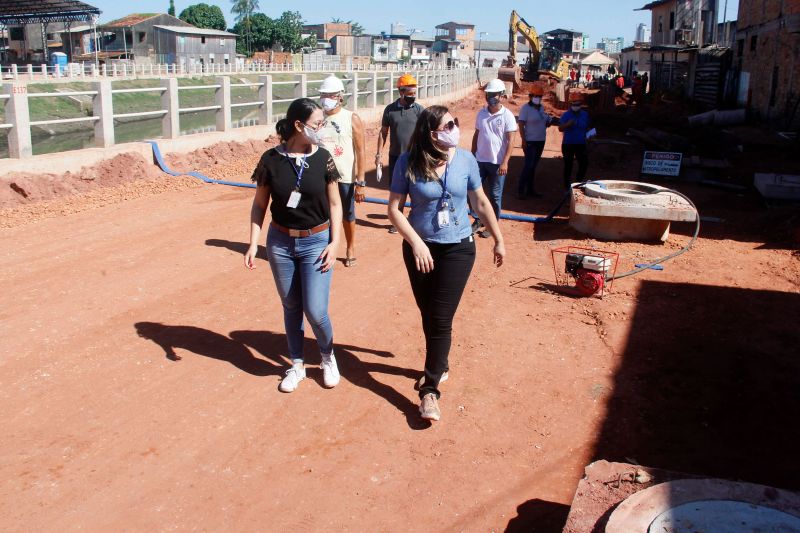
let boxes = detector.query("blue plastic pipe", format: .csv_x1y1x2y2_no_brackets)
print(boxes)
148,141,565,223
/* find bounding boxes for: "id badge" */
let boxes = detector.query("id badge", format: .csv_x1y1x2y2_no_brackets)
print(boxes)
287,190,301,208
437,209,450,227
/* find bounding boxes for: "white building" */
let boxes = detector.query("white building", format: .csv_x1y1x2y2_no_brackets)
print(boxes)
598,37,625,54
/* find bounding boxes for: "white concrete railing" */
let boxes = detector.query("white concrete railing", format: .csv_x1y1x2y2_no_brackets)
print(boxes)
2,68,498,159
0,61,474,82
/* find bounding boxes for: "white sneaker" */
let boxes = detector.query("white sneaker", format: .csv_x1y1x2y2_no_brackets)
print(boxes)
321,354,340,388
279,364,305,392
415,371,448,391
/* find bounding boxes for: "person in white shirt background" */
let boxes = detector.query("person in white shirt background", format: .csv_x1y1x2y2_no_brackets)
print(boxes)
317,75,367,267
470,79,518,238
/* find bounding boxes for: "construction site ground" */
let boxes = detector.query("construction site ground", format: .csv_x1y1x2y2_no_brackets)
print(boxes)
1,87,799,531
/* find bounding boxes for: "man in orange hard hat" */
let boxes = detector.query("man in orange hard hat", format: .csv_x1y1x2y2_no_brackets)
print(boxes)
376,73,425,233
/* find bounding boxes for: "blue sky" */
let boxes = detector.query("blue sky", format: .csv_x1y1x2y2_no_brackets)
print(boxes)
90,0,740,47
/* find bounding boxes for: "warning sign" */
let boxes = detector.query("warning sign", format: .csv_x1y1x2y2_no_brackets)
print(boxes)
642,151,683,177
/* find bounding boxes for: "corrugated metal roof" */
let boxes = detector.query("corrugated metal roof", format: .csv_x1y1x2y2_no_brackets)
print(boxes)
0,0,100,25
103,13,159,27
153,25,236,37
637,0,673,11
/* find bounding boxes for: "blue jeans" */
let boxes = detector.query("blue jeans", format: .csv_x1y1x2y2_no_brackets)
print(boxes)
478,161,505,220
517,141,545,196
266,225,334,362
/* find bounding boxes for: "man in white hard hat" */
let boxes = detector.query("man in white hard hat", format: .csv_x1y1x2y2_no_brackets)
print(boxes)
317,75,366,267
471,78,517,238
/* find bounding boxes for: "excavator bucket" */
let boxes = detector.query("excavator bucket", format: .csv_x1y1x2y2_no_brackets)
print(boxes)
498,66,521,92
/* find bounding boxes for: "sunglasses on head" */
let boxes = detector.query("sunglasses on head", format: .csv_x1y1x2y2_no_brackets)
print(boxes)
437,118,459,132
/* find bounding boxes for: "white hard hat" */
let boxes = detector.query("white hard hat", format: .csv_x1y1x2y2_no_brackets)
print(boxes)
319,75,345,94
484,78,506,93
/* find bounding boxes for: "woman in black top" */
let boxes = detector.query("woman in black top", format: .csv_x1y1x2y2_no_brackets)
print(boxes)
245,98,343,393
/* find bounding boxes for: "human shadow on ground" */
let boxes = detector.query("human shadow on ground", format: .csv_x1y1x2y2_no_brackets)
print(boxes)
134,322,281,376
230,330,430,430
593,281,800,491
205,238,267,260
505,498,571,532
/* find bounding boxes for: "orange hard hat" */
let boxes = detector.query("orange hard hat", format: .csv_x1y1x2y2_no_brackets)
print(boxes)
530,85,544,96
397,73,417,88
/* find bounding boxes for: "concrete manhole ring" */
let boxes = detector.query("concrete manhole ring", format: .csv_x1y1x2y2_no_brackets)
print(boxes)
605,478,800,532
583,180,671,204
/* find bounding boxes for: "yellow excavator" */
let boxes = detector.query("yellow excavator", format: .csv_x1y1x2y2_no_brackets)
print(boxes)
499,10,571,89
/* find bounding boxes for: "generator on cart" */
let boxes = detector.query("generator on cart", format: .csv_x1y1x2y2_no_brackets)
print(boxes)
551,246,619,297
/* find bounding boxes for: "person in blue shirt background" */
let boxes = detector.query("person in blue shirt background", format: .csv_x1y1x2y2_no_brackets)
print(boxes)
559,93,592,187
388,105,505,423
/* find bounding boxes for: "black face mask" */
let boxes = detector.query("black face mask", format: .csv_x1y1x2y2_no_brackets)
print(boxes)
403,95,416,105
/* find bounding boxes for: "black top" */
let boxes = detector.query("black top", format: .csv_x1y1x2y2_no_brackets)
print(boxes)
251,146,341,229
381,100,424,156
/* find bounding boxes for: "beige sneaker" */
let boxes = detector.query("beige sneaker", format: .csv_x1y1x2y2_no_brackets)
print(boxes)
419,393,441,421
414,371,448,391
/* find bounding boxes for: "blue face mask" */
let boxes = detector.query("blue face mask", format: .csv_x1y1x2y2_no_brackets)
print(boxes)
487,96,501,107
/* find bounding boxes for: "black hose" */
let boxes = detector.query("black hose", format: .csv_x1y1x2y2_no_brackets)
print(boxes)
604,187,701,281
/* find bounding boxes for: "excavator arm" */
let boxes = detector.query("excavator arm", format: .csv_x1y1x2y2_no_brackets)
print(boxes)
500,10,567,88
508,10,541,70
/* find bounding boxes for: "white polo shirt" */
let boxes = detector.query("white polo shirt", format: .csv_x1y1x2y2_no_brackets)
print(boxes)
474,105,518,164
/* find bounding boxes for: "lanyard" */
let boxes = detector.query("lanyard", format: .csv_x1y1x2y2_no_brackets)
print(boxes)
287,154,307,191
438,163,451,207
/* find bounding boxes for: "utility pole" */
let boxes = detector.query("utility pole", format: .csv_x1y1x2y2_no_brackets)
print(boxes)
476,31,488,82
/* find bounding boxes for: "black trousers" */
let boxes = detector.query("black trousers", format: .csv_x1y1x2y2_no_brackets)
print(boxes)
402,238,476,399
562,143,588,187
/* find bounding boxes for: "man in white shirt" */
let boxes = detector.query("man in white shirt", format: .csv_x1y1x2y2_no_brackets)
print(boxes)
471,78,518,238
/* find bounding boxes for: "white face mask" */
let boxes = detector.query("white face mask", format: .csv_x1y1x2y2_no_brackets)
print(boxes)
303,125,323,145
571,105,581,112
320,97,339,112
531,97,542,105
435,125,460,148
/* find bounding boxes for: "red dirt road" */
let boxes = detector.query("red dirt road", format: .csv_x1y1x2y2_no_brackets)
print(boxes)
2,89,799,531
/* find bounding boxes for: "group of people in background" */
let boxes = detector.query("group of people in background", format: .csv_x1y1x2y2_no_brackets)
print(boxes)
243,73,593,423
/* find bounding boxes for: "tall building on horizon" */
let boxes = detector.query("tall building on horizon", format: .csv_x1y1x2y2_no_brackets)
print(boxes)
635,23,651,43
598,36,624,54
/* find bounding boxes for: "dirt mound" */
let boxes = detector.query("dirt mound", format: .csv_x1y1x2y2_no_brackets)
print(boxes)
0,152,165,209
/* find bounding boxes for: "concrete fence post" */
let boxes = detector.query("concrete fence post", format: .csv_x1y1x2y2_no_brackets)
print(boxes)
367,71,377,109
347,71,359,111
161,77,180,139
4,84,33,158
215,76,231,132
11,64,18,80
385,72,394,105
27,64,34,80
92,80,115,148
258,75,273,125
293,73,307,99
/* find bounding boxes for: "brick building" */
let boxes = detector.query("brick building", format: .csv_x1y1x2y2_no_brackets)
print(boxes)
735,0,800,127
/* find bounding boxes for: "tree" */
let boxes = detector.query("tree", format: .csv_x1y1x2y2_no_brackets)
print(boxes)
273,11,314,53
231,0,260,55
230,12,273,55
179,3,227,30
168,0,175,16
350,22,364,36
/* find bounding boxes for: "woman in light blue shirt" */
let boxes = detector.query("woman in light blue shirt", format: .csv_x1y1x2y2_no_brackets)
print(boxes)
388,105,505,423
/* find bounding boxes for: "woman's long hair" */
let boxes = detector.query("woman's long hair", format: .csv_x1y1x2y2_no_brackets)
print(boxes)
275,98,320,142
406,105,450,183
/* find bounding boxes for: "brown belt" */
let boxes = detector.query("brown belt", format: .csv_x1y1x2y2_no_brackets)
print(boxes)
270,221,330,238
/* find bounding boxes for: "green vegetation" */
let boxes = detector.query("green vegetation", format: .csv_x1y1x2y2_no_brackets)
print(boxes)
179,3,227,30
229,11,316,56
